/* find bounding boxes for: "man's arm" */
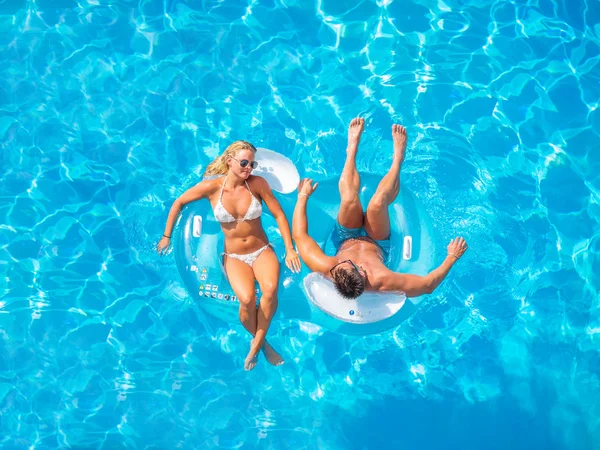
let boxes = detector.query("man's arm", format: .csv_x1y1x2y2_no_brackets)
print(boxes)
292,179,336,273
381,237,468,297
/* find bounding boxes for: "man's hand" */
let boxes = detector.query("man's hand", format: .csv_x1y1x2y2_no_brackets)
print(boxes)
298,178,318,198
447,237,468,260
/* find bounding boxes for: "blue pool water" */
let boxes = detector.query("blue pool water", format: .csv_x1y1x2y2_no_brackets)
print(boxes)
1,0,599,448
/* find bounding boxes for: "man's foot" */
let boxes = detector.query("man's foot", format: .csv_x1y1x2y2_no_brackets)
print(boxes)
244,340,260,371
348,117,365,153
262,341,284,367
392,124,407,164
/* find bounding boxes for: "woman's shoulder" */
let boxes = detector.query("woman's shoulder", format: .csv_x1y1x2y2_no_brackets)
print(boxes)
195,177,222,194
247,175,269,191
248,174,268,186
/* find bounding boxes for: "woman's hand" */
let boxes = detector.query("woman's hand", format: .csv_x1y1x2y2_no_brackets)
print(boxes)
447,237,468,260
157,236,171,255
285,248,302,273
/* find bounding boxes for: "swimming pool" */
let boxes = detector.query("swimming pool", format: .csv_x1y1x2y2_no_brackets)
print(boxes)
1,0,598,448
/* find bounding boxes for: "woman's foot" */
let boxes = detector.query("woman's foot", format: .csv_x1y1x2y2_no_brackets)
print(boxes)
262,341,284,366
244,340,260,371
347,117,365,154
392,124,407,164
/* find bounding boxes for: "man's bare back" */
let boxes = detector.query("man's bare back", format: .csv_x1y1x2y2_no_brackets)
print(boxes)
292,117,468,299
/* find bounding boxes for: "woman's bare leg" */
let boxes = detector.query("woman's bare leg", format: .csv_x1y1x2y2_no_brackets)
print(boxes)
224,255,260,370
249,247,283,367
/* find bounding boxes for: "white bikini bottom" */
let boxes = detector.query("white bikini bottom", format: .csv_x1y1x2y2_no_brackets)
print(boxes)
223,244,271,267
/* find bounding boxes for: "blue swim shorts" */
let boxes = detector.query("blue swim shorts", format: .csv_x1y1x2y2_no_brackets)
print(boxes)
330,221,391,264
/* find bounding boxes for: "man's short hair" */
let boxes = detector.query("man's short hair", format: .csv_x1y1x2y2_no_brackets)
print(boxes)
331,266,365,299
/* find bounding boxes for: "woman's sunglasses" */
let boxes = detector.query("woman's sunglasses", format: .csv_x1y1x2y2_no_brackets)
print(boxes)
231,157,258,170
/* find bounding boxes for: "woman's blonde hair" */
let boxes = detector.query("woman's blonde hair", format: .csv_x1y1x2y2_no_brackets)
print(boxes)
204,140,258,176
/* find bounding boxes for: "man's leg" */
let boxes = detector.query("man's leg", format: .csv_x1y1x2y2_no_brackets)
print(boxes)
364,124,407,240
337,117,366,229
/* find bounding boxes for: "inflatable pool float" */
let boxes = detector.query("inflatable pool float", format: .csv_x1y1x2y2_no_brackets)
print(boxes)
174,149,438,335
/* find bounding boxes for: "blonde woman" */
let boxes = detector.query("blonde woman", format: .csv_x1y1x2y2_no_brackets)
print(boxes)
157,141,301,370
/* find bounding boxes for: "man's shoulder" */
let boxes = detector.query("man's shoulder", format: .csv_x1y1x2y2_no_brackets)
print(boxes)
304,249,336,273
365,265,397,291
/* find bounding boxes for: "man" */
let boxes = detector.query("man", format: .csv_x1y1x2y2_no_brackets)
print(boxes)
292,117,468,299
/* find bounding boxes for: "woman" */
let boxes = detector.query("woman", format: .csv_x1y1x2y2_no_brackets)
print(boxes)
157,140,301,371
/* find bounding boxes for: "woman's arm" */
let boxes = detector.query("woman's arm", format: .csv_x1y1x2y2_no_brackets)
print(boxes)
157,180,214,254
255,177,301,273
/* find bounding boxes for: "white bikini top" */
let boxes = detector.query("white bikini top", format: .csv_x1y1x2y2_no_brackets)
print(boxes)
212,176,262,223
